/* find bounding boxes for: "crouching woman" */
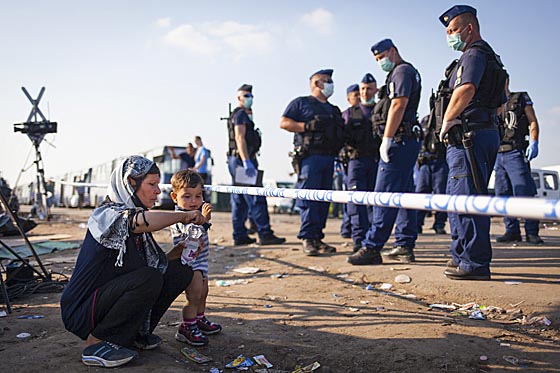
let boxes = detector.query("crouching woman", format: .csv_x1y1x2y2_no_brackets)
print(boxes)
60,155,205,368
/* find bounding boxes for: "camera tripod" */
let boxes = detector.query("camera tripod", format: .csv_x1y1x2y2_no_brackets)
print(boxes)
0,191,51,314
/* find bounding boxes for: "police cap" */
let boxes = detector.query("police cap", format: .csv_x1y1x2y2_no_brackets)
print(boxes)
310,69,333,80
346,84,359,94
238,84,253,93
370,39,395,56
439,5,477,27
361,73,376,84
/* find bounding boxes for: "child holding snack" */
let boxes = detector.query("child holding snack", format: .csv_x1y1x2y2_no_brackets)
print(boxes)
170,170,222,346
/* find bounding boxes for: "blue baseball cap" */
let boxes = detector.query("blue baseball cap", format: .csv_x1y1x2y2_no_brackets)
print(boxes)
238,84,253,93
346,84,359,94
439,5,477,27
361,73,376,84
310,69,334,80
370,39,395,56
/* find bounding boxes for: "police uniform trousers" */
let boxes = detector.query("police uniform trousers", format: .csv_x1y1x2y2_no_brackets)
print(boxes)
347,155,378,245
296,154,334,240
416,158,449,230
362,136,420,250
446,128,499,273
494,149,540,236
227,156,273,240
340,170,352,237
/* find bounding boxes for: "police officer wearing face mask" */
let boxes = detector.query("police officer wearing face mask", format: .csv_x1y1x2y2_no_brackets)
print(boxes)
416,114,449,235
228,84,286,246
339,84,361,240
347,40,422,266
280,69,345,256
437,5,508,280
342,73,381,252
494,77,544,245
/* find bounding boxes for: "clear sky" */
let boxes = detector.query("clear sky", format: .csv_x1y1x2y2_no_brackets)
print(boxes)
1,0,559,187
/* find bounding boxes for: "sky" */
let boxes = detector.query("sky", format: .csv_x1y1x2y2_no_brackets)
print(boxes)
1,0,559,188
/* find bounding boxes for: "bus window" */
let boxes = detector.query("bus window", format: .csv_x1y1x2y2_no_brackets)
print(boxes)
543,173,558,190
532,172,540,190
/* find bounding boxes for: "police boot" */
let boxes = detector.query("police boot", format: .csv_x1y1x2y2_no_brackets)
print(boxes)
302,239,319,256
526,234,544,245
315,240,336,253
433,226,447,235
381,246,415,263
347,247,382,266
495,232,522,243
444,266,491,281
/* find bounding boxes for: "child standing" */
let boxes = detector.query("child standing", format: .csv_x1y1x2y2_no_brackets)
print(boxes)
170,170,222,346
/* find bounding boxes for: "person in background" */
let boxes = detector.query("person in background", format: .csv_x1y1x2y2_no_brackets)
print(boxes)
170,143,196,170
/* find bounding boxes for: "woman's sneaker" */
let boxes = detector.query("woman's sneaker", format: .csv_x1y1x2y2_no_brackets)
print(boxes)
82,341,138,368
197,316,222,335
175,324,209,346
133,333,163,350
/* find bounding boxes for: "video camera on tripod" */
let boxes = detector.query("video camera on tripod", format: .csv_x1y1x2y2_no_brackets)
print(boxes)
14,120,57,135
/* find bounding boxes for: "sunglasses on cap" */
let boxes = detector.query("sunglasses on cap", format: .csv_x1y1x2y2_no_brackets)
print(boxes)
243,93,253,98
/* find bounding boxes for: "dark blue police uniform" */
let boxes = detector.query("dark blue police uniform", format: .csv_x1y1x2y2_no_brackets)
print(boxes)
495,92,541,242
416,116,449,233
342,97,379,250
439,5,506,279
355,42,422,263
229,106,274,242
283,97,339,240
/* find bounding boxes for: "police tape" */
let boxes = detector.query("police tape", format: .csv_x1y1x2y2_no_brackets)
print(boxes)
204,185,560,221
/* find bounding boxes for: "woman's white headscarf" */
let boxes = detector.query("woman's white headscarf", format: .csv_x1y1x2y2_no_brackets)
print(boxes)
87,155,167,270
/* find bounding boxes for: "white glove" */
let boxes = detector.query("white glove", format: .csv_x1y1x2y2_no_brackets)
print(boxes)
380,136,393,163
439,119,461,142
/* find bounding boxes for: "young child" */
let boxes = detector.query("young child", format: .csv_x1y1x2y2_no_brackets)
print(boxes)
170,169,222,346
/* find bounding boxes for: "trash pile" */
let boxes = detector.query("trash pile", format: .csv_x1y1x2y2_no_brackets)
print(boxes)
181,348,320,372
428,301,554,327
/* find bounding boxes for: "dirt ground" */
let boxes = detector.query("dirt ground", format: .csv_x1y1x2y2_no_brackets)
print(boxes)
0,206,559,372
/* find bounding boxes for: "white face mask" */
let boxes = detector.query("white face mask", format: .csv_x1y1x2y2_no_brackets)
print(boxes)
361,96,375,105
321,82,334,98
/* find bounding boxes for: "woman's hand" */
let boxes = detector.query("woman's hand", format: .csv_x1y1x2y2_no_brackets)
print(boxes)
167,240,186,260
182,210,205,225
202,202,213,222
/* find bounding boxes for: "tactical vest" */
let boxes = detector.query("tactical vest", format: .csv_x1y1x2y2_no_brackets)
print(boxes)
299,96,345,156
499,92,530,150
227,107,262,158
345,105,380,159
371,62,420,137
435,41,507,132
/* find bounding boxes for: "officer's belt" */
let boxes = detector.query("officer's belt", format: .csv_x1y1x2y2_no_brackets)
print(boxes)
498,143,525,153
307,149,336,156
445,123,497,147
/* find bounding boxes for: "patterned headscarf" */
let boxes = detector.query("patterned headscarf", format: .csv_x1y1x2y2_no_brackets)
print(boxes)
87,155,167,271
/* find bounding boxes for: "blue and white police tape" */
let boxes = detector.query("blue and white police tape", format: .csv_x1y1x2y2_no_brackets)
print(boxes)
204,185,560,221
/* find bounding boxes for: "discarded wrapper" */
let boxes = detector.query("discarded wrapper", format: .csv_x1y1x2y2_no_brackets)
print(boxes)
17,315,45,319
253,354,273,368
181,346,212,364
233,267,261,274
16,332,31,339
469,310,486,320
0,311,7,317
379,283,393,290
429,304,456,310
226,355,254,369
291,361,321,373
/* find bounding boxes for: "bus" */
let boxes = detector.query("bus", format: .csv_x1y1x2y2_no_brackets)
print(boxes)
15,145,213,209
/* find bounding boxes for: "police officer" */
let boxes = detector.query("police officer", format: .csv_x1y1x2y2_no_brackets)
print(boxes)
339,84,361,239
495,78,544,244
348,40,422,265
228,84,286,246
343,73,380,252
280,69,345,256
437,6,507,280
416,115,449,234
